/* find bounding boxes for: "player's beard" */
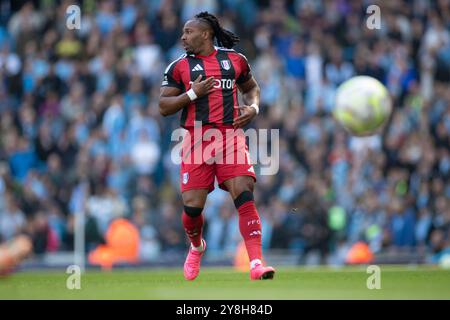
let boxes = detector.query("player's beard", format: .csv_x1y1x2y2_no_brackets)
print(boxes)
183,42,193,54
184,44,195,55
183,38,201,55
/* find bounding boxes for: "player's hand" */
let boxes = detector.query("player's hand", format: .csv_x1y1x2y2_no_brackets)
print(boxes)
191,75,215,98
233,105,257,128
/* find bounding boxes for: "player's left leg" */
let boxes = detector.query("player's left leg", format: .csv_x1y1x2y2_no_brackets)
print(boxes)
222,176,275,280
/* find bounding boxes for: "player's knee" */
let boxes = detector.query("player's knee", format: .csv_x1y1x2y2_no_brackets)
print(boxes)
183,205,203,217
230,178,254,198
233,190,254,209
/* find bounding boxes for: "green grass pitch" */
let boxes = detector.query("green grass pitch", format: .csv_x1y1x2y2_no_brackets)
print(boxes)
0,266,449,300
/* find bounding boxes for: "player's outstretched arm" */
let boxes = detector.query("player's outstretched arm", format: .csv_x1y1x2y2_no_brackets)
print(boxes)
159,75,215,117
233,77,261,128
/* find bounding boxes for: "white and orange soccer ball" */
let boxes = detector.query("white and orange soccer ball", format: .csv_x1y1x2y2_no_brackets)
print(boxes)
333,76,392,136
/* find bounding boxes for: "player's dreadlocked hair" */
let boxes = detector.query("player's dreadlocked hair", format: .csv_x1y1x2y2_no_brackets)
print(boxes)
195,12,240,49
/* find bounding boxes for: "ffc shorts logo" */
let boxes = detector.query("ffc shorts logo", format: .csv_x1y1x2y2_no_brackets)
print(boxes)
182,173,189,185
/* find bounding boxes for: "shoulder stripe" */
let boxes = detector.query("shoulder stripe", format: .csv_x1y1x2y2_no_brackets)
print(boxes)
217,47,248,61
216,46,236,52
164,53,187,74
237,52,248,62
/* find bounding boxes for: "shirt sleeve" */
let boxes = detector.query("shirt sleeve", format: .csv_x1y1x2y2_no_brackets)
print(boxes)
161,61,183,89
236,53,253,84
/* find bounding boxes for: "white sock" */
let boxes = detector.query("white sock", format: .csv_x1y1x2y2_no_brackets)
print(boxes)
250,259,262,269
191,241,204,252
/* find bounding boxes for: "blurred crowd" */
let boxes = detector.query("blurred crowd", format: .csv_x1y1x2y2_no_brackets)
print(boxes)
0,0,449,265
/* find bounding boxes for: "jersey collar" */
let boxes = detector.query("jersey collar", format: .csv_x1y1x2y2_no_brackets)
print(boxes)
194,47,218,58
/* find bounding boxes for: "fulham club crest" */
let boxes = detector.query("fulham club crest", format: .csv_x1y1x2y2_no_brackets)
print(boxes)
220,60,231,70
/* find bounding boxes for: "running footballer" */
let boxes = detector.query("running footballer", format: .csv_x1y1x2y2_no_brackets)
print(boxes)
159,12,275,281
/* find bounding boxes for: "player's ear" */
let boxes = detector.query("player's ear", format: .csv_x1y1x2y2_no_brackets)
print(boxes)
202,30,210,40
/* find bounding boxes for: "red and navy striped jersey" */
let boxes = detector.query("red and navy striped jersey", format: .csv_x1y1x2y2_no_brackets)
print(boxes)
161,47,252,128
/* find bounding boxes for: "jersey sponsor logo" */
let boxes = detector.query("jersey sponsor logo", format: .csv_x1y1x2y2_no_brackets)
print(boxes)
213,78,235,89
220,60,231,70
188,78,235,90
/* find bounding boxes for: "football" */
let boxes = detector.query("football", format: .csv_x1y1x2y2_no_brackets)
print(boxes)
333,76,392,136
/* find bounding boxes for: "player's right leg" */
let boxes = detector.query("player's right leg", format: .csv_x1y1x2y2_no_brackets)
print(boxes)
179,126,215,280
181,189,209,280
